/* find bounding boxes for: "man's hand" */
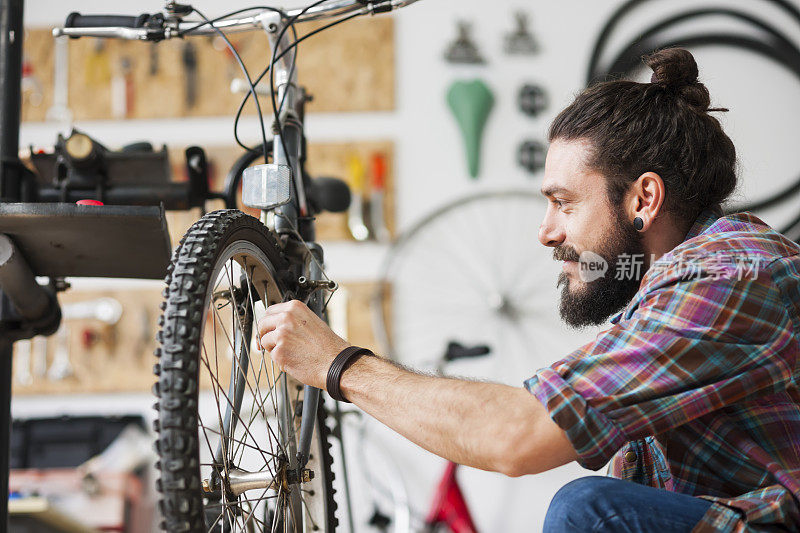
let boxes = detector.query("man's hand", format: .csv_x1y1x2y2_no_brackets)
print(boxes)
256,300,350,390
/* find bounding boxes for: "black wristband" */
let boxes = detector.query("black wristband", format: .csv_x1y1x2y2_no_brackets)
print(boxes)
326,346,373,403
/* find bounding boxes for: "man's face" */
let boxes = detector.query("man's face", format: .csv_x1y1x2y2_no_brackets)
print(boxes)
539,139,644,328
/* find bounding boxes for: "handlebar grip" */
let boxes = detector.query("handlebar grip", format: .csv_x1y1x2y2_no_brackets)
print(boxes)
65,12,151,29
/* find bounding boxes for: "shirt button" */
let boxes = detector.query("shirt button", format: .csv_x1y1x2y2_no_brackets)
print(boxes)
624,450,637,463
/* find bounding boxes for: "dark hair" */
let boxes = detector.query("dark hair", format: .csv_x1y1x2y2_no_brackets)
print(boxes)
549,48,737,226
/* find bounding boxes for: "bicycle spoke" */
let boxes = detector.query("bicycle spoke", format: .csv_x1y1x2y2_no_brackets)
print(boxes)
230,259,291,470
211,275,288,467
200,338,273,466
205,312,234,491
240,486,276,531
199,421,278,459
270,485,283,533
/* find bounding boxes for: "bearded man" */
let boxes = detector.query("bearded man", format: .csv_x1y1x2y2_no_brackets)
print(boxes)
257,48,800,532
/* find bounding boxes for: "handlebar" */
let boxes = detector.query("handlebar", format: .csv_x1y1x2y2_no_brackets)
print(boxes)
53,0,420,41
65,12,152,29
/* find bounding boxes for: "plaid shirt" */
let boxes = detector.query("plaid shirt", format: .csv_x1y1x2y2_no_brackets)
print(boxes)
525,210,800,531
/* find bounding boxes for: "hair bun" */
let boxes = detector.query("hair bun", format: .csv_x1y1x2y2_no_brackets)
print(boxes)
646,48,711,110
647,48,698,86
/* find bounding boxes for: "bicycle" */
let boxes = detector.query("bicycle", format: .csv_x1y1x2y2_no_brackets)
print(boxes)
54,1,419,531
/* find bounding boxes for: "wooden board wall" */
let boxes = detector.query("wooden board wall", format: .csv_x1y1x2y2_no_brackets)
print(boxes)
165,140,395,244
21,16,394,122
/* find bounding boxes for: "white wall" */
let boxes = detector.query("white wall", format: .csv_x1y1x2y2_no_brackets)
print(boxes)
15,0,800,531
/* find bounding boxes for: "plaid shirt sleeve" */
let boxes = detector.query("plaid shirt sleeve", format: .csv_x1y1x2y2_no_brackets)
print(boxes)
524,261,798,471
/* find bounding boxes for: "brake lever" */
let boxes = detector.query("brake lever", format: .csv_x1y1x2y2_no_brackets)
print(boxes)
164,2,193,18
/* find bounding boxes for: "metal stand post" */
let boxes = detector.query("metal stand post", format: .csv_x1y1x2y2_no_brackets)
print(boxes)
0,341,11,531
0,1,26,528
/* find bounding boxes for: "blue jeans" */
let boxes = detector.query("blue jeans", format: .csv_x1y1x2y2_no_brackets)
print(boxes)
543,476,713,533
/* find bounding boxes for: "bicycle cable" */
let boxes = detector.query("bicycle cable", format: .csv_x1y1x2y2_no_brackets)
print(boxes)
177,6,283,37
268,0,333,216
190,7,271,163
229,7,298,153
273,211,338,312
232,10,364,154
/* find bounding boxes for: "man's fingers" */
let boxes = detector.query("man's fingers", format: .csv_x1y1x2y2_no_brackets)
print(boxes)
256,314,281,337
259,330,277,352
264,300,305,316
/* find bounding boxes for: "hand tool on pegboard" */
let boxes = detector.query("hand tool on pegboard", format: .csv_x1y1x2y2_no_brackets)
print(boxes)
48,324,73,381
347,155,370,241
183,41,198,108
47,34,72,123
84,39,112,86
368,152,390,242
149,42,159,76
14,340,32,386
111,57,134,119
32,336,47,378
21,56,43,108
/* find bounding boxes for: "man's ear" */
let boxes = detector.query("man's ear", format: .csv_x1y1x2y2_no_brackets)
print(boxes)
626,172,665,231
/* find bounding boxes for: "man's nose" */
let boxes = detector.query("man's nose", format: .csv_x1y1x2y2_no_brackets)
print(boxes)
538,219,565,247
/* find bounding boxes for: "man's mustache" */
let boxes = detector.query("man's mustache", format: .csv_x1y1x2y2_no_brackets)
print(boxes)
553,245,580,262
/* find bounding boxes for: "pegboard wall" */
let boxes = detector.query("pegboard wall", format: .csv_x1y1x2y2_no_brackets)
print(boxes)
11,281,387,395
21,16,394,122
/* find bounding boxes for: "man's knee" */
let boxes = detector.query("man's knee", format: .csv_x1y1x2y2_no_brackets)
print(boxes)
544,476,618,533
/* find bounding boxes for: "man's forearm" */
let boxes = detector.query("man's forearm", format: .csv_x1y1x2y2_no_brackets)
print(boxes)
340,354,575,476
256,301,577,475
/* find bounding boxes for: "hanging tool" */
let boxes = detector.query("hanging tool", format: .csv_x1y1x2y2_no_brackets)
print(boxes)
32,336,48,378
347,155,370,241
134,306,151,359
111,57,134,119
444,21,485,64
62,297,123,323
48,324,73,381
214,35,240,81
14,340,32,386
46,297,123,381
504,11,539,55
84,38,112,86
47,34,72,124
149,42,159,76
368,153,391,242
447,79,494,179
182,41,198,109
21,56,43,108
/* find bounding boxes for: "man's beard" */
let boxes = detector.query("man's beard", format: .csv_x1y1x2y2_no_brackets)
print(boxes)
555,209,645,328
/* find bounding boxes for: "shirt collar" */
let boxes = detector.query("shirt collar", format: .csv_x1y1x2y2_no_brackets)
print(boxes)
683,207,723,242
608,207,723,326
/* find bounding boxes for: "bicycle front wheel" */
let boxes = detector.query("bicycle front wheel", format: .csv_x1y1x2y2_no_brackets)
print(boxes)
154,210,337,532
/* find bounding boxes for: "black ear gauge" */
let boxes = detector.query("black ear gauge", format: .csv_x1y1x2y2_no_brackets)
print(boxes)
634,217,645,231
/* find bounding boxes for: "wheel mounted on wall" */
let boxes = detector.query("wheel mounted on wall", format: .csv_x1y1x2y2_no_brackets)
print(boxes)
153,210,337,532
